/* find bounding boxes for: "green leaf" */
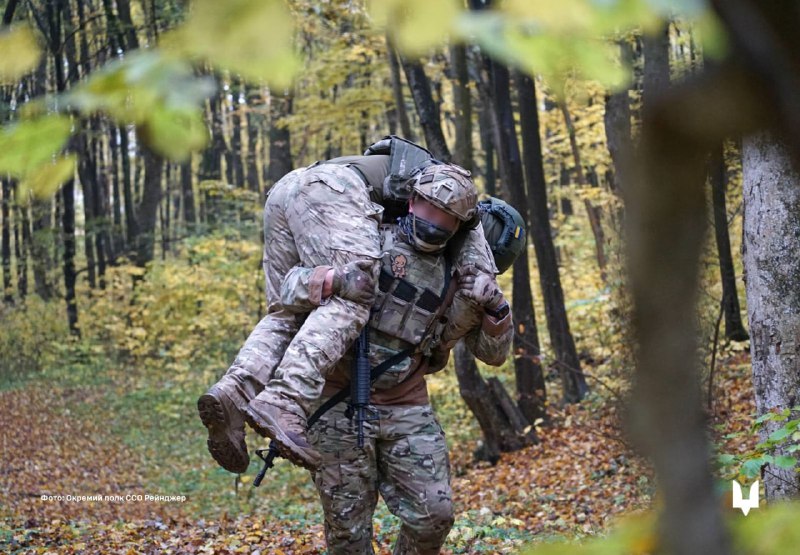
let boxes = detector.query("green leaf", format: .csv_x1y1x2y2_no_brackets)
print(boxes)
741,458,764,479
18,155,76,199
774,455,797,470
0,115,73,177
769,426,791,443
717,454,736,466
64,51,214,161
65,52,215,123
0,25,42,84
369,0,461,56
754,411,782,425
141,107,208,161
165,0,300,86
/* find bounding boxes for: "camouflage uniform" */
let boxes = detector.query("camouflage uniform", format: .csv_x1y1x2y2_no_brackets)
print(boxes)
307,403,452,555
289,221,512,554
216,162,384,419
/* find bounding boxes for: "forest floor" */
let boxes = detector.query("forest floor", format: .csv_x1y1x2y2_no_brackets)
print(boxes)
0,350,755,554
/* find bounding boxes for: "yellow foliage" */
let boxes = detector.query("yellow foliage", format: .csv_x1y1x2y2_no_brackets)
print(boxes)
78,235,263,378
0,296,70,380
0,25,41,84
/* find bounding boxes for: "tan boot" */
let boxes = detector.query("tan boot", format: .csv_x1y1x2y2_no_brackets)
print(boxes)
244,397,321,471
197,384,250,473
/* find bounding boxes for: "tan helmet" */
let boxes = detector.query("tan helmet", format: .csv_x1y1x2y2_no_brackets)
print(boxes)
410,163,478,222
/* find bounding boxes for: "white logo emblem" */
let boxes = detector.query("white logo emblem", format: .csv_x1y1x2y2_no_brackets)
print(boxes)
732,480,759,516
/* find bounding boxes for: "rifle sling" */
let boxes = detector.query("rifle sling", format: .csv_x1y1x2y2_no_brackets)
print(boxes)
307,346,414,429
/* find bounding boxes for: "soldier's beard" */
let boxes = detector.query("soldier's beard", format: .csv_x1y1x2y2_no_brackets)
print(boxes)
399,213,456,254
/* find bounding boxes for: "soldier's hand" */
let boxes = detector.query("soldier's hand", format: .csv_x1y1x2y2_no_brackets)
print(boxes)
332,259,377,305
458,264,504,309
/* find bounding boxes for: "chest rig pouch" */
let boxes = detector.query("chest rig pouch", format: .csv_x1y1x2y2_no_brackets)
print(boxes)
370,226,452,351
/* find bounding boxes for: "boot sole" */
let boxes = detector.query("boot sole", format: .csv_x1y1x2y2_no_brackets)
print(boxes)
198,394,250,474
244,407,320,471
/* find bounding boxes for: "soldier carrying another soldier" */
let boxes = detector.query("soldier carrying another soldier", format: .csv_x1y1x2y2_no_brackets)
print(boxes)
199,137,520,553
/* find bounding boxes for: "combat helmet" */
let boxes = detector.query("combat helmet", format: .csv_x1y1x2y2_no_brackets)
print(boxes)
410,163,478,222
478,197,527,274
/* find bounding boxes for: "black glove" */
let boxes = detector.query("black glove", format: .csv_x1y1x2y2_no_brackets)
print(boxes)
332,260,377,305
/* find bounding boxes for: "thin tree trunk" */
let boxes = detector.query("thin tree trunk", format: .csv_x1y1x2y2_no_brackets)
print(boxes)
742,132,800,500
387,39,414,141
180,160,196,226
267,90,294,190
451,43,472,170
399,57,451,161
132,145,163,268
120,126,138,245
115,0,139,50
30,198,52,301
226,81,245,186
16,188,28,300
517,70,585,413
48,0,79,334
710,145,748,341
200,86,226,224
78,129,97,289
1,178,12,304
478,102,496,196
559,102,608,282
108,125,123,258
245,85,262,191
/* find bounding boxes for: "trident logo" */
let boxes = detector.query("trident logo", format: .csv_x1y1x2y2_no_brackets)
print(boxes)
732,480,760,516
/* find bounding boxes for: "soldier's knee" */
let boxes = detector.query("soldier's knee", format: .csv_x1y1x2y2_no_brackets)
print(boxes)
414,497,455,541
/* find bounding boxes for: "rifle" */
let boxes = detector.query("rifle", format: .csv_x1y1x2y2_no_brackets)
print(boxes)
253,331,413,486
348,326,374,448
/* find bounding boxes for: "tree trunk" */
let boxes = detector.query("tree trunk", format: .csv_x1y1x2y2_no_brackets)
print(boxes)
451,43,473,170
120,126,137,245
626,69,729,555
453,341,537,464
115,0,139,50
710,145,748,341
48,0,79,334
399,57,451,162
30,198,53,301
387,38,413,141
16,188,29,299
604,40,633,226
245,85,263,192
200,87,225,225
559,102,608,282
132,146,163,268
78,128,97,289
180,160,196,226
1,178,12,304
642,24,671,112
516,72,587,405
742,132,800,500
478,102,496,196
267,90,294,190
226,81,245,187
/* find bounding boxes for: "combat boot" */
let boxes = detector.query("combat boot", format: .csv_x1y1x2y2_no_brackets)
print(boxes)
197,384,250,473
244,397,321,471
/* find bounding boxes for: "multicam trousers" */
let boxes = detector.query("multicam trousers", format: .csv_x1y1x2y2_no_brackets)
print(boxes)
220,163,383,416
308,402,454,555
